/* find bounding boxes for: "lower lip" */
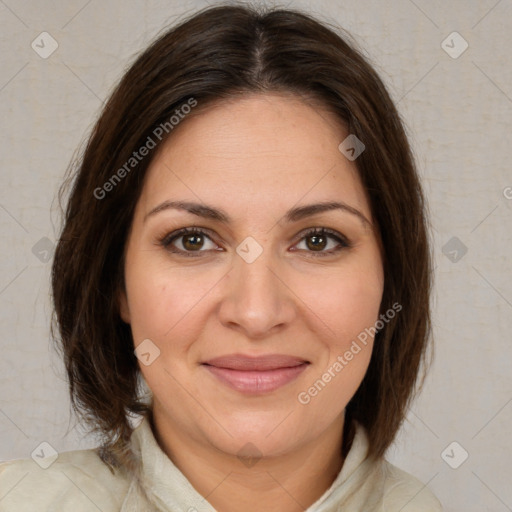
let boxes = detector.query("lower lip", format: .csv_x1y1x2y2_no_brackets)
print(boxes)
203,363,309,394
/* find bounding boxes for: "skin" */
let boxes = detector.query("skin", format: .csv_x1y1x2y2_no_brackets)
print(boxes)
119,92,384,512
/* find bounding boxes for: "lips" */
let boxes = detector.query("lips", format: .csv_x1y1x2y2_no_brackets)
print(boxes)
202,354,309,371
201,354,310,394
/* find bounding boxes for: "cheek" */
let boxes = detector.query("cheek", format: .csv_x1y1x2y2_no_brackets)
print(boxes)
125,262,210,390
124,255,216,342
333,276,383,337
295,261,384,343
295,268,382,414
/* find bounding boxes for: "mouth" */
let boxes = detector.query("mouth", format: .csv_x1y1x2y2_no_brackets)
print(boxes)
201,354,310,394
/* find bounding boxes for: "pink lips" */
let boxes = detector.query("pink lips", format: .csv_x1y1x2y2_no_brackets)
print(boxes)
202,354,309,394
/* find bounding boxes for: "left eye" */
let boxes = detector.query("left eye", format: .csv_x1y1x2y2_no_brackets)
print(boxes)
160,227,350,257
293,228,349,254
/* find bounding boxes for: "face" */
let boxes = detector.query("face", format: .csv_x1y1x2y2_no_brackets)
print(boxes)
119,92,384,458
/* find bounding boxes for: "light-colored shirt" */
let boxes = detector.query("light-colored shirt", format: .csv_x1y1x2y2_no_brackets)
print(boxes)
0,417,442,511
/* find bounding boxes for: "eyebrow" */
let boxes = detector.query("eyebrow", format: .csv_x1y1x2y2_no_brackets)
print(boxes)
144,200,371,227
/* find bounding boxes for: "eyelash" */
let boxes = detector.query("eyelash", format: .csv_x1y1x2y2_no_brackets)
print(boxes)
158,227,351,258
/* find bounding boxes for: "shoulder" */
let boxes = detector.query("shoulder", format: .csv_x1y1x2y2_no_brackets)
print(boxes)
335,421,443,511
0,447,130,511
379,459,443,511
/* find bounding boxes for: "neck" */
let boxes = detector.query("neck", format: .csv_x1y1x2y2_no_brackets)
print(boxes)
151,411,347,512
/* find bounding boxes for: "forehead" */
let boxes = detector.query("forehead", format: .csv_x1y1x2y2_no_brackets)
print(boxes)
138,93,371,221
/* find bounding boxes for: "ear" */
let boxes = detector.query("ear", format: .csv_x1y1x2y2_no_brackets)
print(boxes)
118,288,131,324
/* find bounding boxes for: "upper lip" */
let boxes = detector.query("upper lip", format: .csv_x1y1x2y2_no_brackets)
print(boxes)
202,354,309,371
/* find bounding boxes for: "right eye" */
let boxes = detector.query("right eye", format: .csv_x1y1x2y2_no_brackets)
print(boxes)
159,227,221,257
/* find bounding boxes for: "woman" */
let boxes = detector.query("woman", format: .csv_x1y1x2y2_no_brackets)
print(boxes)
0,4,442,511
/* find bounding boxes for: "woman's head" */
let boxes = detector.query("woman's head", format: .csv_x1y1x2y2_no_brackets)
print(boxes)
117,91,385,462
52,3,432,461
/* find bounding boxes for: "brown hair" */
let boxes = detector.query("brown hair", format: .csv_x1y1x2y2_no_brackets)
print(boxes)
52,2,433,462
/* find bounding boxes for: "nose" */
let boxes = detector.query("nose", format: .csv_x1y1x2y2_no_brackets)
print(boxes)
217,244,296,339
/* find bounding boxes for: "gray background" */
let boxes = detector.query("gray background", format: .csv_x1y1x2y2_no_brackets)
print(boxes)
1,1,511,511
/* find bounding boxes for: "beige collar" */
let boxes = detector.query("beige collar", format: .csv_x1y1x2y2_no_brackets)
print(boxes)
119,416,380,512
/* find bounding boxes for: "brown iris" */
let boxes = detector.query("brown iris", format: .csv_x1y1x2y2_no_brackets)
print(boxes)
182,233,205,251
306,233,327,251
